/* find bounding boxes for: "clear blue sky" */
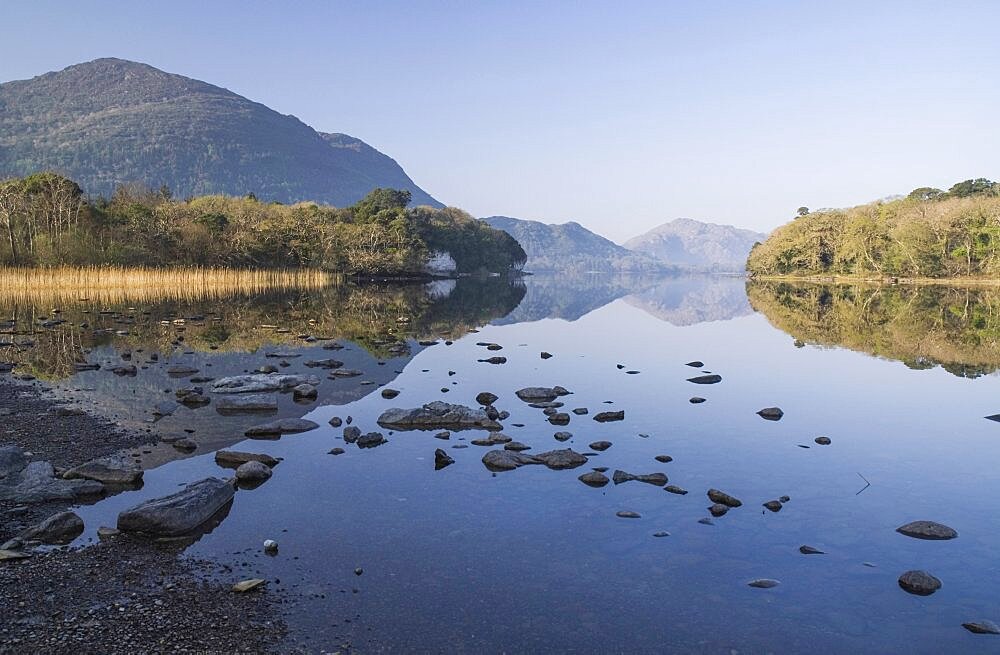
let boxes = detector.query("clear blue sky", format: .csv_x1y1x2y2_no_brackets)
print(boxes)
1,1,998,239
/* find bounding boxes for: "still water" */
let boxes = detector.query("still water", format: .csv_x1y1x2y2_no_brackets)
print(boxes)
5,275,1000,653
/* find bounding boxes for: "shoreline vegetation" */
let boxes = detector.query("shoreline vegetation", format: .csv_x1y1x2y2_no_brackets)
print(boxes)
747,178,1000,280
0,173,526,276
749,274,1000,287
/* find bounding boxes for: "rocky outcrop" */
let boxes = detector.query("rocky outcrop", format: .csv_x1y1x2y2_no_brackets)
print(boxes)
211,374,320,394
377,402,502,431
0,459,103,504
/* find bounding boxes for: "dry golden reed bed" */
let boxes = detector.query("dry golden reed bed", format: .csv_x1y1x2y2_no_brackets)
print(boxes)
0,266,335,306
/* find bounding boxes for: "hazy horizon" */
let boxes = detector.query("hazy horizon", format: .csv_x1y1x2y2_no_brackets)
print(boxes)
1,0,997,240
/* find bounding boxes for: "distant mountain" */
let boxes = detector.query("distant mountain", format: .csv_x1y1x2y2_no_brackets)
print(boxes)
622,275,752,326
0,58,441,206
625,218,766,272
482,216,669,273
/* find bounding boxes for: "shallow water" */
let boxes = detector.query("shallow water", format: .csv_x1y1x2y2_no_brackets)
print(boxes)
6,275,1000,653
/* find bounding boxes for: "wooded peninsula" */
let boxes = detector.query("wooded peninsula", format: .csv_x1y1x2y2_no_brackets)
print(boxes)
747,178,1000,279
0,173,526,276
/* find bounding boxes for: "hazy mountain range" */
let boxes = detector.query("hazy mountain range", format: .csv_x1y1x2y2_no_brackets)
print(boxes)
0,58,440,206
483,216,767,273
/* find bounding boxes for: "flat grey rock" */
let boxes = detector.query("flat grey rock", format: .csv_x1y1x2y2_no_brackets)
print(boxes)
215,394,278,413
898,570,941,596
515,386,571,402
244,418,319,436
0,461,103,504
896,520,958,540
377,401,501,431
63,457,143,485
117,477,235,537
215,451,280,468
211,374,320,394
20,511,84,544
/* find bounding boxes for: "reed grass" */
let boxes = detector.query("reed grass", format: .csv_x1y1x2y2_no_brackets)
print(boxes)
0,266,336,306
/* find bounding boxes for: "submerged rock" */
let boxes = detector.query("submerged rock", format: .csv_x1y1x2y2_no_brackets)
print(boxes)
548,413,571,425
357,432,387,449
898,570,941,596
292,383,318,400
896,521,958,540
689,397,706,404
687,374,721,384
477,356,507,364
235,461,272,484
553,431,572,442
708,489,742,507
515,386,571,402
244,418,319,437
232,579,266,593
117,477,235,536
748,579,780,589
613,470,667,486
708,503,729,517
378,402,502,431
616,511,641,519
757,407,784,421
763,500,783,512
962,621,1000,635
471,433,512,446
578,471,609,487
504,441,531,452
434,448,455,469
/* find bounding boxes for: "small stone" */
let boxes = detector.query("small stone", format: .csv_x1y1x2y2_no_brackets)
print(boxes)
814,436,832,445
434,449,455,470
708,503,729,517
235,461,272,484
898,570,941,596
707,489,742,507
757,407,784,421
381,388,400,399
329,417,343,427
686,361,704,367
689,397,706,404
654,455,673,463
687,374,721,384
263,539,278,554
664,485,688,495
616,511,641,519
593,410,624,423
504,441,531,452
354,568,363,576
475,392,498,406
328,448,345,455
748,579,780,589
572,408,588,415
578,471,609,487
548,413,571,425
698,518,714,525
589,441,612,451
540,352,552,359
553,431,572,442
763,500,783,512
232,579,266,593
799,545,825,555
652,531,670,538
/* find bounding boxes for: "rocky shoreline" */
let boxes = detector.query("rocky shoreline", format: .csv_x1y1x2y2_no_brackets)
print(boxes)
0,379,288,653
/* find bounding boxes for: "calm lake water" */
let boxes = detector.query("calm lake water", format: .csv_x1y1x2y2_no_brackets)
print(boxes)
5,275,1000,653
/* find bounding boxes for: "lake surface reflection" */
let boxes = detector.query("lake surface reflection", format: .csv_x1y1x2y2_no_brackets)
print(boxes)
8,274,1000,653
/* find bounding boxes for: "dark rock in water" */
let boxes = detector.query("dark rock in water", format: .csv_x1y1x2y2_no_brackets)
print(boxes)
235,461,272,484
330,369,362,378
20,511,84,544
471,433,512,446
653,531,670,538
63,457,143,486
153,401,179,417
548,413,571,425
898,570,941,596
117,477,235,536
799,545,825,555
542,407,558,416
534,449,588,470
763,500,783,512
328,448,345,456
377,402,502,431
434,431,450,440
616,511,641,519
110,364,137,377
540,352,552,359
687,374,721,384
689,397,706,404
896,521,958,540
625,370,640,375
654,455,673,463
482,449,541,471
304,358,343,369
434,448,455,470
357,432,387,449
592,466,609,473
530,401,564,409
166,364,199,377
478,357,507,364
0,460,103,504
985,414,1000,423
244,418,319,437
686,361,704,368
381,388,400,399
553,431,572,442
708,503,729,517
475,392,498,406
748,579,780,589
757,407,784,421
572,407,588,415
485,344,503,351
343,427,362,443
814,436,832,445
515,386,571,402
329,416,343,427
293,383,318,400
212,373,319,394
578,471,609,487
485,406,500,420
708,489,742,508
504,441,531,452
589,441,612,451
698,518,714,525
962,621,1000,635
215,451,279,469
593,410,624,423
613,470,667,486
779,495,791,503
664,485,688,495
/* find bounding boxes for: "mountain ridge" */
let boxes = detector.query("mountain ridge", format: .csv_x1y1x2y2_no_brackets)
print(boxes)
0,58,441,207
625,218,766,272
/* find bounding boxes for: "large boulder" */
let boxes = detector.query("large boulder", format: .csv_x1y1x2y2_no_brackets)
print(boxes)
211,374,320,394
63,456,143,486
20,511,84,544
377,402,502,431
117,477,236,536
0,461,103,504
